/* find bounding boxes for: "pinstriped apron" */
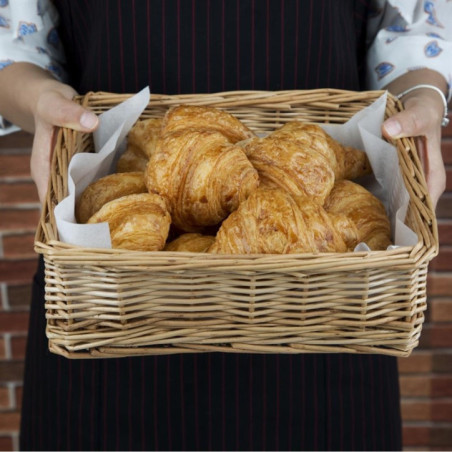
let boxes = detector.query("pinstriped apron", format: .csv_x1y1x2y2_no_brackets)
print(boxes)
20,1,402,450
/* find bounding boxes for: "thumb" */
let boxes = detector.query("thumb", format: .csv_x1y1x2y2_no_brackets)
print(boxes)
382,107,428,140
382,94,442,140
36,88,99,132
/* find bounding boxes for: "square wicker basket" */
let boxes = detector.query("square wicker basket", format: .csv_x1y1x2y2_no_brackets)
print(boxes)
34,89,439,359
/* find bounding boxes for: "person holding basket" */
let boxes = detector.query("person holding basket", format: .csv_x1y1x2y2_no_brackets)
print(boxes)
0,1,450,450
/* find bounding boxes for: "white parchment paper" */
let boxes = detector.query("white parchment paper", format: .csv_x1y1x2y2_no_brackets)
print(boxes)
53,89,418,250
321,92,418,248
54,87,150,248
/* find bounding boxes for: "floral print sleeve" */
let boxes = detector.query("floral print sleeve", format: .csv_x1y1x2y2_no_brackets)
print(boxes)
367,0,452,101
0,0,66,134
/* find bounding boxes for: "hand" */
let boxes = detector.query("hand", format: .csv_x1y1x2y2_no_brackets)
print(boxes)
31,81,99,203
382,88,446,209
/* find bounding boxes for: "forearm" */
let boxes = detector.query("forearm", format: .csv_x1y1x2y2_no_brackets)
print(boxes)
0,62,72,134
384,68,448,103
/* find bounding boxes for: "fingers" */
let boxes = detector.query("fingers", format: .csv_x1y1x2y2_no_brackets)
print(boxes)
31,87,99,204
31,127,53,204
381,94,445,209
417,136,446,209
35,89,99,133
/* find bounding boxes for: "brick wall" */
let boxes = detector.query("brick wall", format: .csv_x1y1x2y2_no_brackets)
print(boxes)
0,122,451,450
0,131,38,452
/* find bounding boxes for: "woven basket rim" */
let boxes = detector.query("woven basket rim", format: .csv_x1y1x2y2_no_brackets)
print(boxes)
35,88,439,268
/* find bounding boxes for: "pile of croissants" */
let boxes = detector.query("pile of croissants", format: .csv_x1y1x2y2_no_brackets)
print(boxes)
75,105,392,253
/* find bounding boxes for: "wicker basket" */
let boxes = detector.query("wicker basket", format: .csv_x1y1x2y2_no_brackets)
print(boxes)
34,89,438,359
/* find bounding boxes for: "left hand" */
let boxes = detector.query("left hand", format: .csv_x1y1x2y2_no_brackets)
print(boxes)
381,88,446,209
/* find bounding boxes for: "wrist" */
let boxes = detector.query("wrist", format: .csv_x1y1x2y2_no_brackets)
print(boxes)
384,69,449,128
384,68,448,100
397,85,449,127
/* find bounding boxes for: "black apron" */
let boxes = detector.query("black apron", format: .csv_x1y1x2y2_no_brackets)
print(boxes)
20,1,402,450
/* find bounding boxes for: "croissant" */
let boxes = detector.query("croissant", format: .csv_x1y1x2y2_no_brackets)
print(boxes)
128,118,163,158
145,128,259,231
324,179,391,250
269,122,372,180
86,193,171,251
75,171,147,224
116,144,149,173
164,232,216,252
160,104,256,143
243,134,335,205
208,187,357,254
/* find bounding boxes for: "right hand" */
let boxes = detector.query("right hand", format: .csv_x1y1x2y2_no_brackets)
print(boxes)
31,81,99,203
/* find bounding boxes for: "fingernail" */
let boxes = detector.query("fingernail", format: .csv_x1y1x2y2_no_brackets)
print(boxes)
383,119,402,138
80,111,98,130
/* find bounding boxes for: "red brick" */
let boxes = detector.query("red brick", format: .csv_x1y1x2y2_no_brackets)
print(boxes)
0,312,29,333
0,131,32,149
0,436,13,452
10,335,27,359
0,386,10,409
401,400,430,421
436,194,452,219
429,247,452,271
443,140,452,164
429,299,452,322
0,182,39,205
429,325,452,347
0,259,39,284
15,385,22,410
2,233,36,258
430,426,452,447
402,424,452,448
0,412,20,432
7,283,32,310
0,337,5,359
400,376,431,397
0,208,40,231
0,154,32,179
431,377,452,397
419,323,452,349
446,168,452,192
431,401,452,421
402,400,452,423
398,352,432,374
438,221,452,245
428,273,452,296
432,353,452,373
0,362,24,383
403,425,430,446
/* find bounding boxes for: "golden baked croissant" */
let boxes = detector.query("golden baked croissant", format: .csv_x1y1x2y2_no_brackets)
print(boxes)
86,193,171,251
269,122,372,180
75,171,147,224
324,179,391,250
208,187,357,254
243,134,335,205
128,118,163,158
161,105,256,143
145,129,259,232
164,232,216,252
116,144,149,173
116,118,163,172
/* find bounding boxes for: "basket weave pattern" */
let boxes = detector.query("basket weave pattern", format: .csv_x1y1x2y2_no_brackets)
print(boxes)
35,90,438,358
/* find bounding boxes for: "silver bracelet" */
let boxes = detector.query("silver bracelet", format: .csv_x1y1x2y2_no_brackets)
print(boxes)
396,84,449,127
